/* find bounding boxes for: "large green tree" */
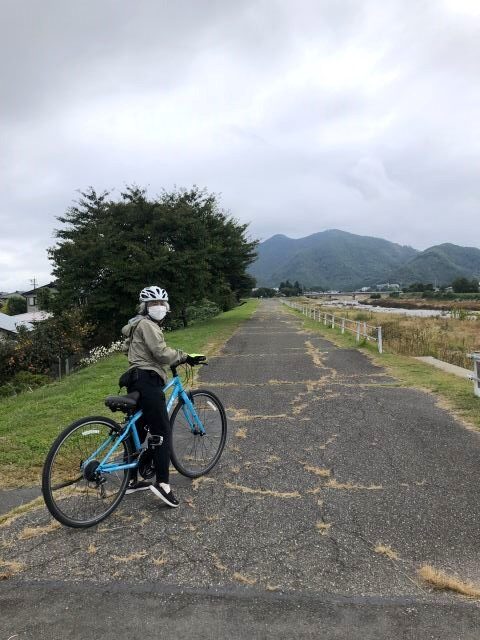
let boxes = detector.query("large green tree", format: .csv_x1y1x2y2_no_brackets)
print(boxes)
49,186,257,343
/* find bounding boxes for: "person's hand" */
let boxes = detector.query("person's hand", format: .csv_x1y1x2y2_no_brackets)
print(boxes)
186,354,207,366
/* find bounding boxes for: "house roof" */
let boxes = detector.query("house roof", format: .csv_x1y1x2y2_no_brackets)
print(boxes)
22,282,57,296
0,312,19,334
0,310,52,333
12,311,52,329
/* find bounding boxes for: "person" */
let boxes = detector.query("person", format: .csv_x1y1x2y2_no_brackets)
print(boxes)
121,285,198,508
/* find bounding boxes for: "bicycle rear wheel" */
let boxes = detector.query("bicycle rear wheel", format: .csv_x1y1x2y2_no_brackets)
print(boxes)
170,389,227,478
42,416,132,528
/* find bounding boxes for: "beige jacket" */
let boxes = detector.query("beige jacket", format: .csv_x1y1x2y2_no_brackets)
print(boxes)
121,316,187,383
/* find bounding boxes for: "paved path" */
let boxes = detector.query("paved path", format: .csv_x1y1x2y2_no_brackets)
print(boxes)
1,299,480,637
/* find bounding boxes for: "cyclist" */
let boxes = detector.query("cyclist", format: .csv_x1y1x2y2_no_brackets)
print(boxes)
121,285,197,507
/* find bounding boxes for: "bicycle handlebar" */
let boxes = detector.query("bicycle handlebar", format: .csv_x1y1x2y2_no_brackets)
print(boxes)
170,361,208,377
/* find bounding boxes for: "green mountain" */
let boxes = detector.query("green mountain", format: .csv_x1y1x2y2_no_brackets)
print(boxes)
392,244,480,286
249,231,480,289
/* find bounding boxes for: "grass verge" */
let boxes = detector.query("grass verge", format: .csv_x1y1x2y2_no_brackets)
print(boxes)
0,300,258,488
284,305,480,431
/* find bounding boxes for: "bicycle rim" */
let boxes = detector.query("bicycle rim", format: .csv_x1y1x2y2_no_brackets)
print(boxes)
170,390,227,478
42,417,131,528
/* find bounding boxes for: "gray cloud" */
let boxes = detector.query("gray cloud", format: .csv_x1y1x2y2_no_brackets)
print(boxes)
1,0,479,290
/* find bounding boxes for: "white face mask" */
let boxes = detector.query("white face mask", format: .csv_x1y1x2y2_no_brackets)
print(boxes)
148,305,167,322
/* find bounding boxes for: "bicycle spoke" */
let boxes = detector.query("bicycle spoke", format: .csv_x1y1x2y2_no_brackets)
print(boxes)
44,418,131,527
170,391,226,477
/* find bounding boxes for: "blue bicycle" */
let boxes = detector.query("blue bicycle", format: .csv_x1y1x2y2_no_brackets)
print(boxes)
42,360,227,528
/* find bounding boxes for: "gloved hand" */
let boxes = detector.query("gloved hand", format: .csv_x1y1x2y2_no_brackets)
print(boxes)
185,354,207,366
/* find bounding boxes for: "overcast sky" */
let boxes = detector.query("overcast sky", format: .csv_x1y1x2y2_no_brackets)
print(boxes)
1,0,479,291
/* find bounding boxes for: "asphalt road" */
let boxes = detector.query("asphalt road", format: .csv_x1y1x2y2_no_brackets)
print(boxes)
1,299,479,638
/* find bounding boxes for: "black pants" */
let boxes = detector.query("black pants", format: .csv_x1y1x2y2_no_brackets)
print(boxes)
128,369,171,484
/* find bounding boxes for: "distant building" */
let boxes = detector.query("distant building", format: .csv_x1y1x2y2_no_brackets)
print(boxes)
21,282,57,313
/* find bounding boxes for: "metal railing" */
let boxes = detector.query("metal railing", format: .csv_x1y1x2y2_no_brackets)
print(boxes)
283,300,383,353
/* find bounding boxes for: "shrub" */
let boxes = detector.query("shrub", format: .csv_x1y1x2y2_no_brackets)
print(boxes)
79,340,124,367
185,299,221,323
4,296,27,315
370,293,381,300
353,311,372,321
0,339,17,386
10,308,94,377
0,371,50,398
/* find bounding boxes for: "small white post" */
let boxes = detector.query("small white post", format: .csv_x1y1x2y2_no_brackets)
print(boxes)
324,313,327,325
341,318,345,334
378,326,383,354
469,353,480,397
356,321,360,342
363,321,367,338
331,314,335,328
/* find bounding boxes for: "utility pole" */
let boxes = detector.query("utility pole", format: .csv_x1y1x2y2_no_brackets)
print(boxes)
29,277,37,290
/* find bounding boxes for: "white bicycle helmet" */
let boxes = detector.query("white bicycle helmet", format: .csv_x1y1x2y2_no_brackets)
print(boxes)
139,286,169,302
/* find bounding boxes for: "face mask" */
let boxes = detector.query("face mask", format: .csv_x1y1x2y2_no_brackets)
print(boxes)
148,306,167,322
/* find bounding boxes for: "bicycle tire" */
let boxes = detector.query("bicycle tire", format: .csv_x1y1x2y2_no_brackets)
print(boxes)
42,416,132,528
170,389,227,479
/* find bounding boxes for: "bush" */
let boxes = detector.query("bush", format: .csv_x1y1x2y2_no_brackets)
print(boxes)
0,371,50,398
0,339,17,386
79,340,124,367
353,311,372,321
9,308,94,377
185,299,221,323
4,296,27,315
370,293,381,299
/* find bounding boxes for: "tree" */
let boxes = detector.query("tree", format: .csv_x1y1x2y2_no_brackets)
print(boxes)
451,277,479,293
4,296,27,315
278,280,303,297
49,186,258,343
37,287,54,311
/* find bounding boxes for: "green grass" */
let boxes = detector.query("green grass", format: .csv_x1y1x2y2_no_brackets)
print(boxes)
0,300,258,487
286,305,480,431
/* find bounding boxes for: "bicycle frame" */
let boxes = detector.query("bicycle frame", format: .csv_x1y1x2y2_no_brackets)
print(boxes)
83,373,205,475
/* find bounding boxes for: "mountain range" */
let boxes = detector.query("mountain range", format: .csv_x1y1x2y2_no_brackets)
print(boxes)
248,230,480,290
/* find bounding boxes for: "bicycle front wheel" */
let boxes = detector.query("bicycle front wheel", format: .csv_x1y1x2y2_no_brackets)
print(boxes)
42,416,132,528
170,389,227,478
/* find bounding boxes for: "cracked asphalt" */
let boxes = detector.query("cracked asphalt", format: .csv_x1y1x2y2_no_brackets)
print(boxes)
1,299,480,638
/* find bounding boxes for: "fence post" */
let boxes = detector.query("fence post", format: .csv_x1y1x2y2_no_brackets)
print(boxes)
341,318,345,334
324,313,327,326
331,314,335,328
363,321,367,338
356,322,360,342
58,356,62,380
65,357,70,376
378,326,383,354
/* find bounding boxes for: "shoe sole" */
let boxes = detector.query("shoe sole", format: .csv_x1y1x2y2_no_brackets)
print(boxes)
125,486,151,494
149,484,179,508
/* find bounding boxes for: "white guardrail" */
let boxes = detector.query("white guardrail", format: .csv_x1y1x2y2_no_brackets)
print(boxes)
468,353,480,398
283,300,383,354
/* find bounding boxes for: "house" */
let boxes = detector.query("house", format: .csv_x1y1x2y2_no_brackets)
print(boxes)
0,312,19,340
21,282,57,313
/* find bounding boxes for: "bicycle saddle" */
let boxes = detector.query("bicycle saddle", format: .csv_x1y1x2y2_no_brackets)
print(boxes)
105,391,140,413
